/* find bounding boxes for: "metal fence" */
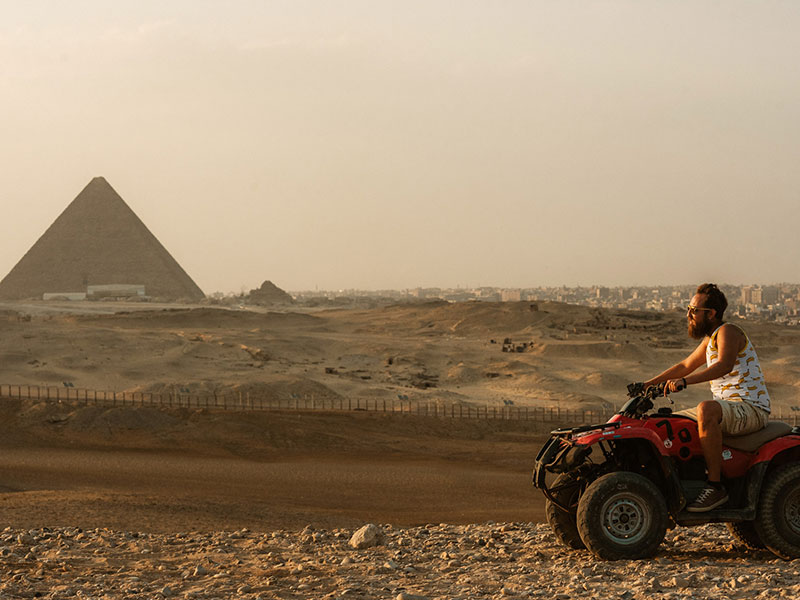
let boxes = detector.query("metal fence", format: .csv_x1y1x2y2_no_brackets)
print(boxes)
5,383,797,425
0,383,613,423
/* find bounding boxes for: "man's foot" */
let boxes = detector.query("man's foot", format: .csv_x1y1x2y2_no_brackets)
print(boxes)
686,485,729,512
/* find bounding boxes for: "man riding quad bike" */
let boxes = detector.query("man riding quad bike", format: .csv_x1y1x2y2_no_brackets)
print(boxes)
532,382,800,560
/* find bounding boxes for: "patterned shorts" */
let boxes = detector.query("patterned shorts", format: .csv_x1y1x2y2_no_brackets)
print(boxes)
676,400,769,436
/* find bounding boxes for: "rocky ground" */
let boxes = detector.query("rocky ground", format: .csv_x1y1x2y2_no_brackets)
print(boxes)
1,522,796,600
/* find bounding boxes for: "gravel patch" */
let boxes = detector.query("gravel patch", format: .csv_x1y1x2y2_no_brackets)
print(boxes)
1,522,796,599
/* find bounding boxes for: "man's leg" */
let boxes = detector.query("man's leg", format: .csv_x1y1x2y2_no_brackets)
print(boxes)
697,400,723,481
687,400,729,512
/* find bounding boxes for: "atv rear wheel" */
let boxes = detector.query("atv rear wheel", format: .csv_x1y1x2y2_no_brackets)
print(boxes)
755,463,800,559
726,521,765,549
576,471,667,560
545,472,585,550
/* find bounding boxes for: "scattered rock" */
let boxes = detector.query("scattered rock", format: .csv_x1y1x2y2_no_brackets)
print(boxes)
348,524,384,549
192,565,208,577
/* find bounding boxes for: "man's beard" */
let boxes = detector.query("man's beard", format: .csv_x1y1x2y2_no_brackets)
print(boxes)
688,317,715,340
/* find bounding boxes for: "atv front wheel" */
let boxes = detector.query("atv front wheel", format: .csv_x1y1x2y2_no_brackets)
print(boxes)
545,472,585,550
726,521,765,549
576,471,667,560
755,463,800,559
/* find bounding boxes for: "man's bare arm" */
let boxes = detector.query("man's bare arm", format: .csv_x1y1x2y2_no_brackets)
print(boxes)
643,340,708,387
683,324,743,386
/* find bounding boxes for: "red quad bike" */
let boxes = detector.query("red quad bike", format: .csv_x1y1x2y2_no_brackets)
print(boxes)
533,382,800,560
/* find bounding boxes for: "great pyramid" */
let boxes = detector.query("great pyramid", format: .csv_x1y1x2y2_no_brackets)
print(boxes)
0,177,205,301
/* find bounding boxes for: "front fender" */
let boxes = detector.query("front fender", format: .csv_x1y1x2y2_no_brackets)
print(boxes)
576,424,670,457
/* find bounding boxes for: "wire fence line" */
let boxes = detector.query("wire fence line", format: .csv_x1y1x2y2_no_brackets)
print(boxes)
0,383,614,423
5,383,798,425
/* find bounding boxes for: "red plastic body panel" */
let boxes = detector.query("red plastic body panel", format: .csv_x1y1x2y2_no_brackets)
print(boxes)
752,435,800,466
571,414,800,478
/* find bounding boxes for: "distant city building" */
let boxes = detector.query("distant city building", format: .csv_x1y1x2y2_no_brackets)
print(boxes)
763,286,779,306
290,282,800,324
87,284,146,299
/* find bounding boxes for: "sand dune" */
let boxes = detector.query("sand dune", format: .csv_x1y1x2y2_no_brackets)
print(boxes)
2,298,798,411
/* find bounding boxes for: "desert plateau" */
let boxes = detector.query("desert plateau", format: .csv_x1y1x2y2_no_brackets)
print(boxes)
2,299,800,599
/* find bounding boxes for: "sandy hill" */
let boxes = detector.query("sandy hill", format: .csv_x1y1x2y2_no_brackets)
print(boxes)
0,300,797,414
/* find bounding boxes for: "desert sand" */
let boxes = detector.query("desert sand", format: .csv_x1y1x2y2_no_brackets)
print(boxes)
2,298,799,418
1,299,799,598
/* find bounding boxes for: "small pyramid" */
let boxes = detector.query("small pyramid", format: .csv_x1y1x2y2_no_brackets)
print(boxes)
0,177,204,301
246,280,294,305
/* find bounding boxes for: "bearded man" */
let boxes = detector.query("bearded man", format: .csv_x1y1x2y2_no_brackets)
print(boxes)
641,283,771,512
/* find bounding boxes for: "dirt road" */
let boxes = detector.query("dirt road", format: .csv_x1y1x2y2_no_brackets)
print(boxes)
0,447,543,532
0,406,548,532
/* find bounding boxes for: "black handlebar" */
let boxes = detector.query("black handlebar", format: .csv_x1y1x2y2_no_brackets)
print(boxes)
620,381,674,418
627,381,668,399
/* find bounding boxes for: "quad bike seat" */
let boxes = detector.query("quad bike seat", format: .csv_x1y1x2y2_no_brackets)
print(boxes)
722,421,793,452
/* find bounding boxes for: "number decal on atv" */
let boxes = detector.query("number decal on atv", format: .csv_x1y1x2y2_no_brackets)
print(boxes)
655,420,674,441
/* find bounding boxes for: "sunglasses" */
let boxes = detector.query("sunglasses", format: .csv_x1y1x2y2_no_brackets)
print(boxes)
686,305,713,315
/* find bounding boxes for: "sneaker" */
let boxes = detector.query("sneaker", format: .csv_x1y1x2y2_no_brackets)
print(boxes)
686,485,729,512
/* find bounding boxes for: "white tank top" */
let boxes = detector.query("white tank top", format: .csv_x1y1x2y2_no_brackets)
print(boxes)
706,324,770,412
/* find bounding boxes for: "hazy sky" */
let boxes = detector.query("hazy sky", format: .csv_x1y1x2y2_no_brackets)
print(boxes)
2,1,798,294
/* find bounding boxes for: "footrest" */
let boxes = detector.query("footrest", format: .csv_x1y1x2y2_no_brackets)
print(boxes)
675,507,755,525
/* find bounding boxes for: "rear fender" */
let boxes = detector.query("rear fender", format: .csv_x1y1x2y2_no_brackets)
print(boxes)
752,435,800,467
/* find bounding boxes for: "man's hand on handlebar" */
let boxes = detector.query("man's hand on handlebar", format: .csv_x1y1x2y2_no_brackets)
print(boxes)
664,378,687,395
